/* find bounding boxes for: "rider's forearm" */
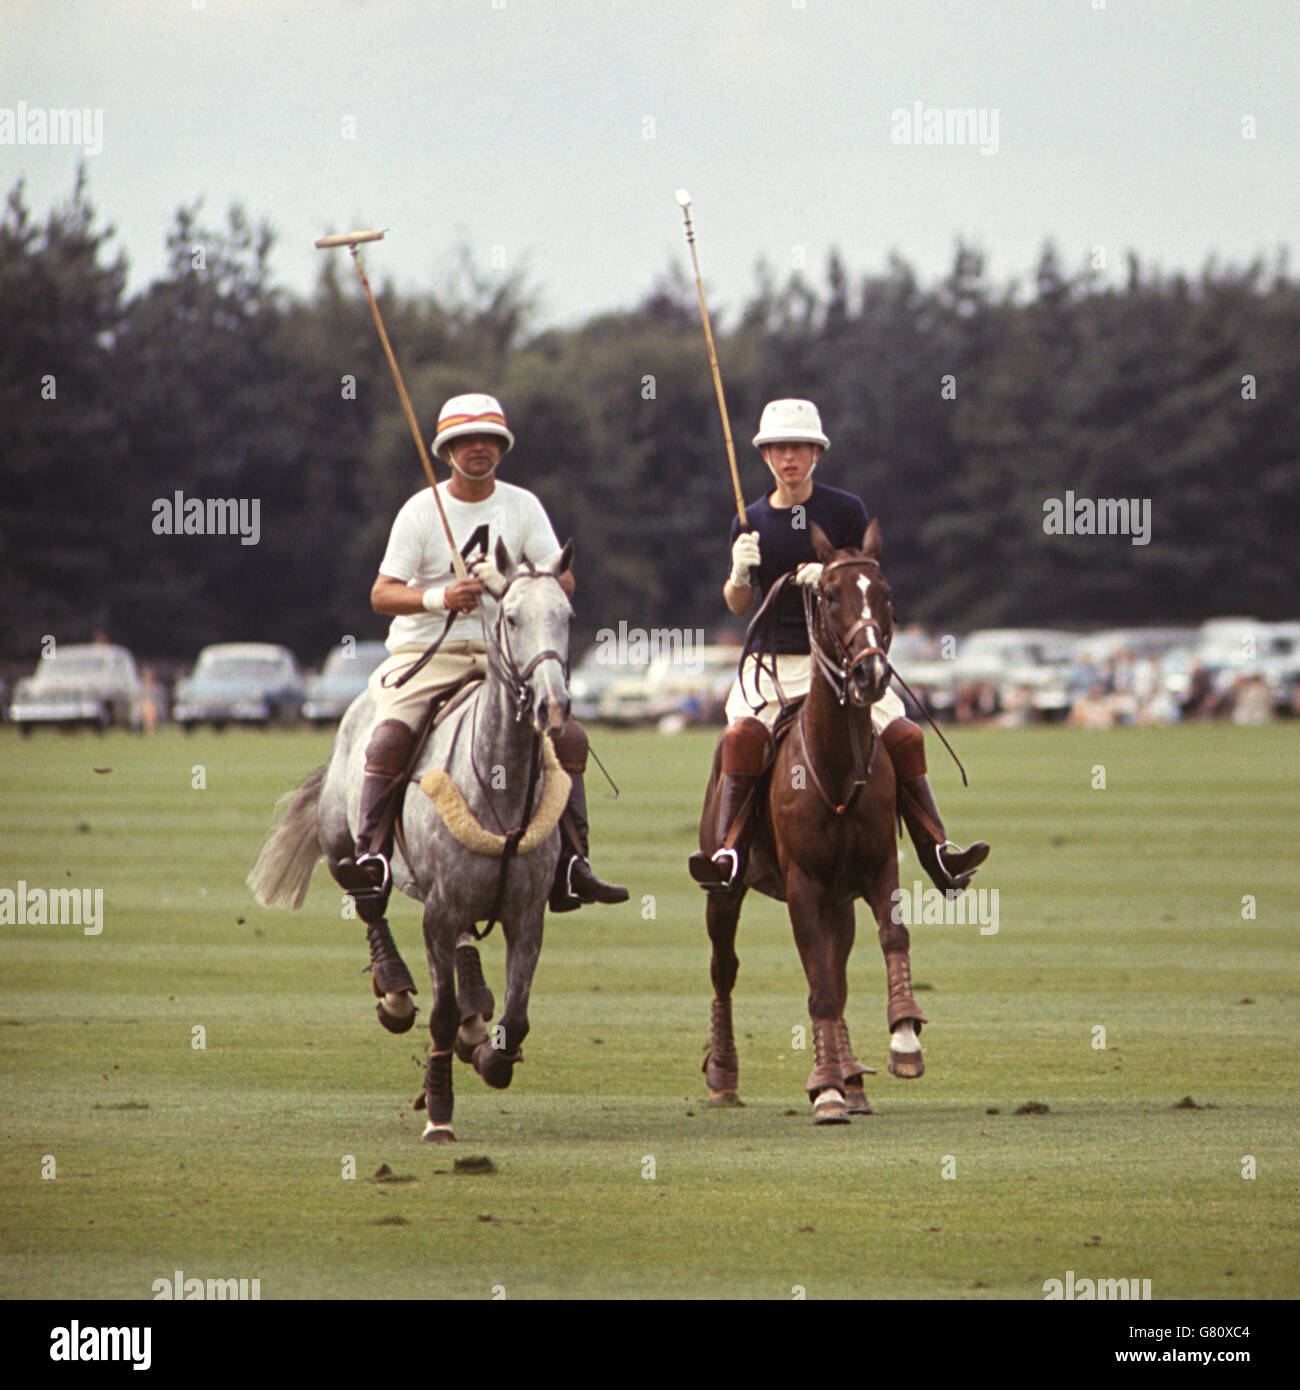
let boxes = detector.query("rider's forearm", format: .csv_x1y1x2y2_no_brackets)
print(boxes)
723,579,754,615
371,575,441,616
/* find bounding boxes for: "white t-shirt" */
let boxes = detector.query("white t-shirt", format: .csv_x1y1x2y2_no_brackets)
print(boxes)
378,481,562,650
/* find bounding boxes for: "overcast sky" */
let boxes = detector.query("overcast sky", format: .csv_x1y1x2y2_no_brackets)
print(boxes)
5,0,1296,326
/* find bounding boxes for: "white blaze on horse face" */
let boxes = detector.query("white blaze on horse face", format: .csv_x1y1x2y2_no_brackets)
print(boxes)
853,573,887,699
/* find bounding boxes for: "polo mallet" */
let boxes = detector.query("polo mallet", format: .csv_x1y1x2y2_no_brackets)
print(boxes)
675,190,747,528
315,229,468,581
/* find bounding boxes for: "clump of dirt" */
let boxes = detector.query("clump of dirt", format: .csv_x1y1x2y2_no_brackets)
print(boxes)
1173,1095,1214,1110
92,1101,150,1111
1015,1101,1050,1115
370,1215,409,1226
371,1164,417,1184
454,1155,497,1174
986,1107,1000,1115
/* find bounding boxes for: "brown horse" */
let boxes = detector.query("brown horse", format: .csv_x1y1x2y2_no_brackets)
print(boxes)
697,519,928,1124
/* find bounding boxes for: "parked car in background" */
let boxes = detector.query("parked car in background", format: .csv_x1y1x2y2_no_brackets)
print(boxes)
173,643,305,731
887,628,957,718
1258,621,1300,711
9,644,143,734
643,644,739,726
301,641,388,726
946,628,1079,719
569,643,643,722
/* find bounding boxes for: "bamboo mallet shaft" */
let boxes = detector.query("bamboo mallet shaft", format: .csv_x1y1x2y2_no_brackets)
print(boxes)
675,191,747,529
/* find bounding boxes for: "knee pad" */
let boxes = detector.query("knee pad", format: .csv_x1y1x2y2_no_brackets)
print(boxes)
549,716,588,774
721,717,772,776
882,717,926,781
364,719,416,777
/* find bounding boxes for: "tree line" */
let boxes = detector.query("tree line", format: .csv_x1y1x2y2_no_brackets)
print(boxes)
3,169,1297,668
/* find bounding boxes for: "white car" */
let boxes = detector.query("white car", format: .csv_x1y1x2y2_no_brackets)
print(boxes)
9,644,144,734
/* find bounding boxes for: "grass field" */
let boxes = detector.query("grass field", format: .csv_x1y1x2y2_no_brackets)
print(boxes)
1,721,1297,1301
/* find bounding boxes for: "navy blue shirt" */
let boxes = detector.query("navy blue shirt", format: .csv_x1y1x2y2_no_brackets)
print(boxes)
730,483,870,654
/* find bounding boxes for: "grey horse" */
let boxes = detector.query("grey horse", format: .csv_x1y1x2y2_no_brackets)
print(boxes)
248,539,573,1142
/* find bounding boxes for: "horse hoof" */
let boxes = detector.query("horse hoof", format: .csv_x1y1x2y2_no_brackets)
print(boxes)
455,1014,489,1064
844,1082,873,1115
421,1123,456,1144
888,1050,925,1079
812,1089,850,1125
707,1090,743,1107
473,1041,518,1090
376,996,416,1034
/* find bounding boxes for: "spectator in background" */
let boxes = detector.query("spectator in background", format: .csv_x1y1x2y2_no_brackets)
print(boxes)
139,666,167,734
1069,682,1116,730
1231,674,1271,725
1181,662,1217,719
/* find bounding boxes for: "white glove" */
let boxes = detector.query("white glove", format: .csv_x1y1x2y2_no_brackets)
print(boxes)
729,531,761,588
793,562,823,588
468,555,506,595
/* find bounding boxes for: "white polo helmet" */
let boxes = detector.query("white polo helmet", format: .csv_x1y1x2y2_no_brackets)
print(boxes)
752,398,830,451
431,393,515,461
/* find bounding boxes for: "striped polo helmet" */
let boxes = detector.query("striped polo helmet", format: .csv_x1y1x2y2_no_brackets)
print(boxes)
431,393,515,460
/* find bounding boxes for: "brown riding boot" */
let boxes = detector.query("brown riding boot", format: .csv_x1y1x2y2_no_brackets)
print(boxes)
689,717,770,892
899,775,990,893
548,718,628,912
688,771,759,890
336,719,416,924
882,717,989,893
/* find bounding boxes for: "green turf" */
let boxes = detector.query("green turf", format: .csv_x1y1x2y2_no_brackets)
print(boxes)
1,722,1296,1299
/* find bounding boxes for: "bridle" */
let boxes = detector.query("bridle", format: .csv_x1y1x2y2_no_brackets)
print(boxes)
802,555,892,708
480,562,571,725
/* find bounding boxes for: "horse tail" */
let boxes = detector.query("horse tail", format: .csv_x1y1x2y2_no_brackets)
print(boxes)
246,765,327,910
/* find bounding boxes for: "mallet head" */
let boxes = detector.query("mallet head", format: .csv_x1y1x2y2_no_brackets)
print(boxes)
314,229,386,249
674,189,692,210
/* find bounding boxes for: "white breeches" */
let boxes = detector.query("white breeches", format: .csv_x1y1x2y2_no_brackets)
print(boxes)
724,654,906,732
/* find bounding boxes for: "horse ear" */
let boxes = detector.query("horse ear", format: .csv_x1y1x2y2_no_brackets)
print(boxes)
810,522,835,561
862,518,882,560
550,539,574,576
494,535,515,577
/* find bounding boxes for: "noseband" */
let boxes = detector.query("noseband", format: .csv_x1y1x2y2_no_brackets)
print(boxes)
803,556,891,707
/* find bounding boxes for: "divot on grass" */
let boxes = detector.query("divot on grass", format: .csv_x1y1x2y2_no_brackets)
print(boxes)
1015,1101,1050,1115
454,1155,497,1174
371,1164,417,1184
